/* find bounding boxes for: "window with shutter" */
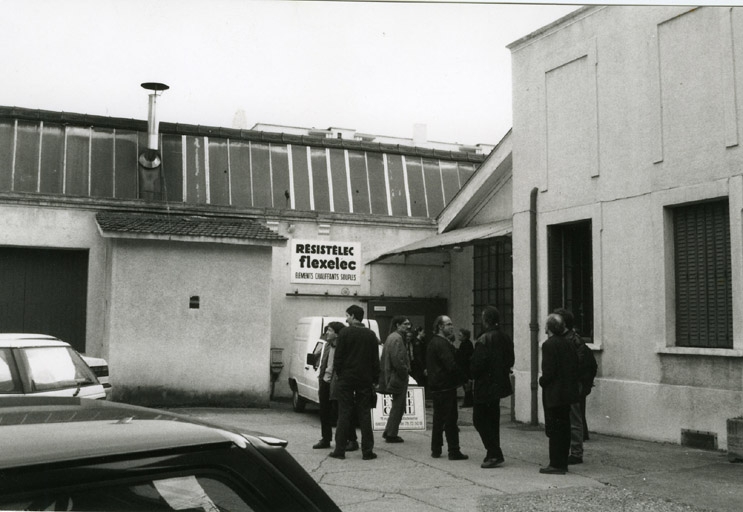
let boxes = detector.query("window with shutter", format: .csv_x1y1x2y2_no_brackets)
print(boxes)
672,199,732,348
472,237,513,339
547,220,593,342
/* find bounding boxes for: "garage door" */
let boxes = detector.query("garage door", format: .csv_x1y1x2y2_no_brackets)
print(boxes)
0,248,88,352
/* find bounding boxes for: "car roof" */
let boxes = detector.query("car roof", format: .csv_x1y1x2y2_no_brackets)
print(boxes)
0,333,69,348
0,397,252,469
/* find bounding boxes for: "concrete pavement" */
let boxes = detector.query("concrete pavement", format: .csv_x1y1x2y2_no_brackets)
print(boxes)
176,401,742,512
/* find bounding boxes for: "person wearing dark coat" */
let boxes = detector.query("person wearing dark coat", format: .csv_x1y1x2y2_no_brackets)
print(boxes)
455,328,474,408
330,305,381,461
538,313,580,474
379,316,411,443
470,306,514,468
426,315,468,461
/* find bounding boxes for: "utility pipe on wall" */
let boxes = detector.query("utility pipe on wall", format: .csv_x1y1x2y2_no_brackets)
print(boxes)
529,187,539,426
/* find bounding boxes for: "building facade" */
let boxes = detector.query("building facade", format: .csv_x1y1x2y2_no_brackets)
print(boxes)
507,5,743,448
0,106,488,406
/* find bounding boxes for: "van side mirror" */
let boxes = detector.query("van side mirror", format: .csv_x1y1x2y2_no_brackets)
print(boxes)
306,353,315,366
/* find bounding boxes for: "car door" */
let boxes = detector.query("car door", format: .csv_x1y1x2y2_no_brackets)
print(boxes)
297,338,325,404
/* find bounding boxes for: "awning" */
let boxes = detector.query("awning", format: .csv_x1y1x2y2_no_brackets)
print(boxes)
367,221,511,264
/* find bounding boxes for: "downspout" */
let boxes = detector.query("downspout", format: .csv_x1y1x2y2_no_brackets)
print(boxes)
529,187,539,425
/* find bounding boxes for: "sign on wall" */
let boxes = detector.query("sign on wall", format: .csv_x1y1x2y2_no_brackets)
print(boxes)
290,240,361,286
372,387,426,431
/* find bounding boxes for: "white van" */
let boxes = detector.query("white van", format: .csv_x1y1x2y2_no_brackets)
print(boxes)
287,316,380,412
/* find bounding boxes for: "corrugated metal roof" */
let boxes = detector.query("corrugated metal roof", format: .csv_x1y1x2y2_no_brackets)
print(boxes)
96,212,286,243
0,106,486,164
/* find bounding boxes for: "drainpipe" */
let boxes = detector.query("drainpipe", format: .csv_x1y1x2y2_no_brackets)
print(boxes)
529,187,539,426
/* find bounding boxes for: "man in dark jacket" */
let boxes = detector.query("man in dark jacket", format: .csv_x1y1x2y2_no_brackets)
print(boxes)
426,315,468,461
538,313,580,474
470,306,514,468
330,305,380,461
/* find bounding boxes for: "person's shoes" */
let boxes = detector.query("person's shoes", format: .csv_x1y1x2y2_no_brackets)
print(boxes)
448,451,469,461
431,451,442,458
312,440,331,449
481,457,504,468
539,465,566,474
567,455,583,465
382,432,388,439
328,451,345,460
362,452,377,460
345,440,359,451
385,436,404,443
460,403,472,408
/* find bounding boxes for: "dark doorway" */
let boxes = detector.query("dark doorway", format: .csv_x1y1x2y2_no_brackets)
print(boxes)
0,247,89,352
366,298,447,341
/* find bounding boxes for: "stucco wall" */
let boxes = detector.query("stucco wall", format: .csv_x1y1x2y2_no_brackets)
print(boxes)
0,205,107,357
107,238,273,406
510,5,743,447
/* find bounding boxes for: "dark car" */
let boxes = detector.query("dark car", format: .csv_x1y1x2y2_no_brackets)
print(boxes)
0,397,340,512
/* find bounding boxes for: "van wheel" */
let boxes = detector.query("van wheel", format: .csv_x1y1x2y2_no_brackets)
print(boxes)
292,390,307,412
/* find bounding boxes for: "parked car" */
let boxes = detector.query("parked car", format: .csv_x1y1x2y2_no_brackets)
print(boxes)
0,334,106,400
287,316,380,412
0,396,340,511
80,354,111,398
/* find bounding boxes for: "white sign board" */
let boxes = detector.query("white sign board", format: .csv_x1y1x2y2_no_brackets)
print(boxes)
372,386,426,431
290,240,362,286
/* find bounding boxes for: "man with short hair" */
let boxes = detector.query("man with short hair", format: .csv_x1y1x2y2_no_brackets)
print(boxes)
330,305,380,461
554,307,598,465
379,316,411,443
471,306,514,468
426,315,468,461
538,313,580,474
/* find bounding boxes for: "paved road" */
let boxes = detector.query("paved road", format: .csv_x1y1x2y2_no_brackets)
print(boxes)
176,401,742,512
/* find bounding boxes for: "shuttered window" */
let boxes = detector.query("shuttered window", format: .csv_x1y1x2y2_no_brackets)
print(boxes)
472,237,513,339
673,199,732,348
547,220,593,342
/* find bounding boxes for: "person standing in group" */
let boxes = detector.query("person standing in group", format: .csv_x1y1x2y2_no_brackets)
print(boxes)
538,313,580,475
330,305,380,461
312,321,359,451
426,315,468,461
410,327,427,388
554,307,597,465
470,306,515,469
456,328,474,408
379,316,411,443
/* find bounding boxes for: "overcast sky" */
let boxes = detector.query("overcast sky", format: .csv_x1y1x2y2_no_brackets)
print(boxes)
1,1,582,146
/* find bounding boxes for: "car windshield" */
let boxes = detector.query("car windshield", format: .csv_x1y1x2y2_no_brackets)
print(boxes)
16,347,98,392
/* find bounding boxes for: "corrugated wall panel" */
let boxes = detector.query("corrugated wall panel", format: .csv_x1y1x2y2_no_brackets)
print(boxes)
228,140,252,207
328,148,349,213
251,143,272,208
90,128,114,198
39,123,64,195
423,158,444,216
157,133,178,201
114,130,139,201
0,121,13,191
290,145,311,211
310,147,330,211
367,152,387,215
440,160,460,204
65,127,90,197
185,135,207,204
405,157,427,217
458,162,476,186
271,144,291,210
347,150,370,214
386,154,407,217
208,138,230,206
14,121,40,193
